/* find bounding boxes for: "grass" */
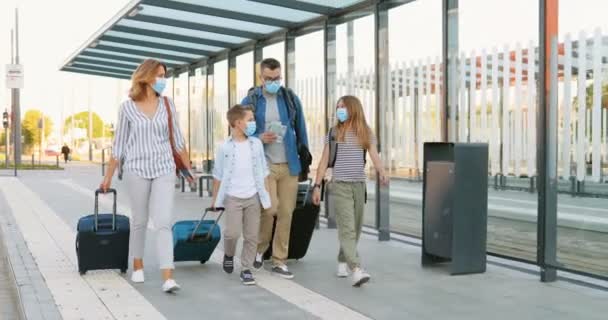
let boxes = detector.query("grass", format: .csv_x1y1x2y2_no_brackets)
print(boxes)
0,163,64,170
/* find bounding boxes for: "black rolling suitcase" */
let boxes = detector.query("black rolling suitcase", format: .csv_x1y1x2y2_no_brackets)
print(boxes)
263,180,320,260
76,189,130,275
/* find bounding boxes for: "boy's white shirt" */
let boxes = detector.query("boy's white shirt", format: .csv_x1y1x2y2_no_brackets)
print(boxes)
212,136,272,209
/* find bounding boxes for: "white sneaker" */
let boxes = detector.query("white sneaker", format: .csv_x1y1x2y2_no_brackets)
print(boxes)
162,279,181,293
253,253,264,270
337,263,349,278
130,269,144,283
351,268,370,287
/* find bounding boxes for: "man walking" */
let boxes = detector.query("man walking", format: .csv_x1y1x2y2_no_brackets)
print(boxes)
242,58,309,279
61,144,71,163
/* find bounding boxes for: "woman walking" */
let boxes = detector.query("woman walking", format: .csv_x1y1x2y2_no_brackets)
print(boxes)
312,95,388,287
100,59,192,293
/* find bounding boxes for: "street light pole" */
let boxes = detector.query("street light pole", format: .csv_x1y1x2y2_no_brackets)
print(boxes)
12,8,22,170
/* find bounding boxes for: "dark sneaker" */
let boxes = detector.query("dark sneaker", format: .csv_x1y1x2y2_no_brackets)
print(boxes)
223,255,234,274
272,265,294,279
253,252,264,270
240,270,256,286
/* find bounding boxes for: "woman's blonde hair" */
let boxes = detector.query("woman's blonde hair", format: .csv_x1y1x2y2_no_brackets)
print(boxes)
129,59,167,101
335,95,372,150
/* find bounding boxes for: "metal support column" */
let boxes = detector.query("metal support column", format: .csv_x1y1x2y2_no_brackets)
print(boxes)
537,0,558,282
254,43,264,87
187,70,194,158
375,2,390,241
206,64,215,167
347,21,355,93
284,32,296,89
324,21,338,229
443,0,458,142
229,54,237,107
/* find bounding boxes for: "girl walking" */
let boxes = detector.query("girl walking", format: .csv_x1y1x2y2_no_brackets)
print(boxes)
312,95,388,287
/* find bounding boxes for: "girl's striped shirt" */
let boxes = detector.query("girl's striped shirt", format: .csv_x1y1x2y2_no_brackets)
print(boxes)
325,129,376,182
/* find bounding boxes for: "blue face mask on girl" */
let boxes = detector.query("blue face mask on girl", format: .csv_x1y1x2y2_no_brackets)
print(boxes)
152,77,167,95
245,121,257,136
264,80,281,95
336,107,349,123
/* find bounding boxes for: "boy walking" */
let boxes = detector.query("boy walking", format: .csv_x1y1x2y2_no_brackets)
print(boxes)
212,105,271,285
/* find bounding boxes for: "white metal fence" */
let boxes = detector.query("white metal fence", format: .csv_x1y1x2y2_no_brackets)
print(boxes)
309,30,608,182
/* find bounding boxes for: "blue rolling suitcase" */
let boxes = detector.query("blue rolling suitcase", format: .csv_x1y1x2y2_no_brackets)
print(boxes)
173,207,224,264
76,189,130,275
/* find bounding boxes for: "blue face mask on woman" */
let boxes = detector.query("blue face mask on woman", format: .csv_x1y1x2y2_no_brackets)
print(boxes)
264,80,281,95
245,121,257,136
336,107,349,123
152,77,167,95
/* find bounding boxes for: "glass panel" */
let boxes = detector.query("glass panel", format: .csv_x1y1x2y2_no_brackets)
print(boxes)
459,0,539,262
174,72,190,152
295,30,325,165
105,31,225,52
78,55,140,66
387,0,442,236
72,62,134,72
117,19,249,44
556,0,608,277
66,67,129,78
174,0,320,22
140,4,282,34
84,49,186,65
236,52,254,100
166,76,174,100
211,61,229,157
295,0,364,9
263,42,286,81
334,13,376,227
98,40,202,59
190,68,207,172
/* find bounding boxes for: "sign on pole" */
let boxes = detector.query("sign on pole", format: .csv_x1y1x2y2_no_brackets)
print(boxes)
5,64,24,89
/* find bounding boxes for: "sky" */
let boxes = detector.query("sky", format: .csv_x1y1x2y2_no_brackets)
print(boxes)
0,0,131,136
2,0,608,139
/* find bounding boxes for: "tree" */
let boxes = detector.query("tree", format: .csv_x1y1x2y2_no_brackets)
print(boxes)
572,84,608,109
21,110,53,147
64,111,105,139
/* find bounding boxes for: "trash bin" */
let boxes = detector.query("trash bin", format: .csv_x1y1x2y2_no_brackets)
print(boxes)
421,143,488,275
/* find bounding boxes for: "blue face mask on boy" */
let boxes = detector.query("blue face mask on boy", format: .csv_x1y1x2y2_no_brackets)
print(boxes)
336,107,349,123
264,80,281,95
245,121,257,136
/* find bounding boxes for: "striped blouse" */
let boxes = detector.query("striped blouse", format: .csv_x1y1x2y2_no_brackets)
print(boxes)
325,129,376,182
112,97,186,179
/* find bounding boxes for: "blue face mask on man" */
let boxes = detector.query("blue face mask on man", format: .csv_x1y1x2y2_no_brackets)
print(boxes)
245,121,257,136
264,80,281,95
152,77,167,95
336,107,349,123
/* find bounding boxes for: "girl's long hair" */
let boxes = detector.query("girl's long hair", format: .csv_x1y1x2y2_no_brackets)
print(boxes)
129,59,166,101
335,95,372,150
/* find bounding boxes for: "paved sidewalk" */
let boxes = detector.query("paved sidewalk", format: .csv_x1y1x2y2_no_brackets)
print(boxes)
0,164,607,319
0,212,22,320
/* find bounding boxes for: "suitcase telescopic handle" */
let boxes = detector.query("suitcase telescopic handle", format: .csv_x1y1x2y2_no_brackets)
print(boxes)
94,188,118,232
190,207,225,241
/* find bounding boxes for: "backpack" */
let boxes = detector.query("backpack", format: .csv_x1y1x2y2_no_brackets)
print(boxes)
327,126,367,168
247,87,312,181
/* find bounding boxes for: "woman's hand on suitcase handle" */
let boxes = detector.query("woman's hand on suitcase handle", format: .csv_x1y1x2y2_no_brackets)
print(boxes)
100,176,112,193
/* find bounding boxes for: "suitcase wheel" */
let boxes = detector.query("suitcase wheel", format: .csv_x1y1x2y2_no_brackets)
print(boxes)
120,268,127,274
200,260,207,264
79,270,87,275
